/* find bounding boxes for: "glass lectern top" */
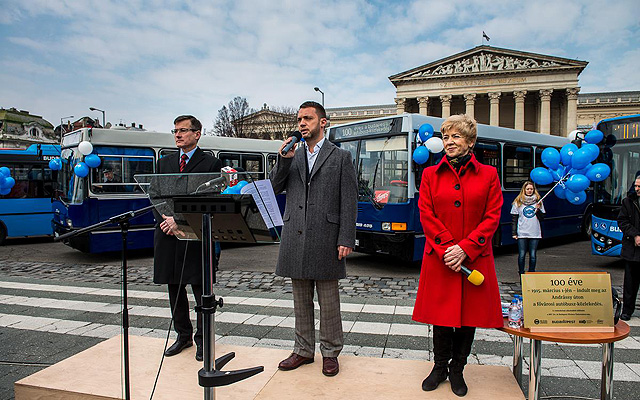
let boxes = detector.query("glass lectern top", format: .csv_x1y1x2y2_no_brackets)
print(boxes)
134,172,280,243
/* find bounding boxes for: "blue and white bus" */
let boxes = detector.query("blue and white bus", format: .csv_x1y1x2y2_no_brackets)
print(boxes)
590,114,640,256
0,144,60,244
54,128,282,253
328,114,590,262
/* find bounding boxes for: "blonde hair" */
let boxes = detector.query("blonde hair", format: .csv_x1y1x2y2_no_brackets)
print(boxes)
441,114,477,145
513,181,541,206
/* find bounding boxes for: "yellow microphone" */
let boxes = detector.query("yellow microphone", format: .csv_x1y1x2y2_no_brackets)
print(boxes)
460,266,484,286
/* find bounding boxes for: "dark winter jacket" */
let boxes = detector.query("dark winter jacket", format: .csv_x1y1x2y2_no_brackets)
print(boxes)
617,192,640,262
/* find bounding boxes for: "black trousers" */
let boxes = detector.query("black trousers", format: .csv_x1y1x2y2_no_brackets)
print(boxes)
168,284,203,347
623,261,640,316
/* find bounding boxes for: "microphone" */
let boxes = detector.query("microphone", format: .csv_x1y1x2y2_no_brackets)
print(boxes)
194,176,226,194
281,131,303,156
460,265,484,286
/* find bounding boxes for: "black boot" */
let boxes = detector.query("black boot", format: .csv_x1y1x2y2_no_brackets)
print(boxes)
422,326,452,391
449,326,475,397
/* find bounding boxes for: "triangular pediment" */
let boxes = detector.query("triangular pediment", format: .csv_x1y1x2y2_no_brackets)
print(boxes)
389,45,588,82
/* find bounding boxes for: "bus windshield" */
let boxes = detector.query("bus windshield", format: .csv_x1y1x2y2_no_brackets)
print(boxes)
340,136,409,205
595,140,640,205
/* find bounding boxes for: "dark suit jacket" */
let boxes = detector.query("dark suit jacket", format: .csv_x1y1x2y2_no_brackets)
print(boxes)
153,147,222,284
270,140,357,280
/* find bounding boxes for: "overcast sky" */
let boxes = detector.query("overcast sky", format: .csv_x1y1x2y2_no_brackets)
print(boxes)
1,0,638,132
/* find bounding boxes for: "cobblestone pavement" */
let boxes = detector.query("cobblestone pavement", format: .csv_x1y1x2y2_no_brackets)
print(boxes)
0,259,529,303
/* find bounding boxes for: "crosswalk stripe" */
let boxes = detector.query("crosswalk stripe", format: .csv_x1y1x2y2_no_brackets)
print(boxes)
1,279,640,383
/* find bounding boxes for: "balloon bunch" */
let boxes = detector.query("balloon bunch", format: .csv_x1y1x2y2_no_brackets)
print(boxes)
412,123,445,165
529,129,611,205
0,166,16,196
48,140,101,178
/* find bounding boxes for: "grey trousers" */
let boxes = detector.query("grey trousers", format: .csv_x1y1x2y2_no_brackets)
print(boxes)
292,279,344,358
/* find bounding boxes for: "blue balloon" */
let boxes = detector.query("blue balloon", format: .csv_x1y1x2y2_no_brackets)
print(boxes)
412,146,429,164
582,143,599,163
584,129,604,144
0,167,10,177
74,162,89,178
550,166,564,181
565,174,590,192
0,174,4,187
566,189,587,205
235,180,249,190
418,124,434,142
541,147,560,169
571,147,591,170
571,163,592,176
0,187,10,196
553,184,567,199
530,167,554,185
49,158,62,171
224,184,242,194
560,143,578,168
1,176,15,189
586,163,611,182
84,154,101,168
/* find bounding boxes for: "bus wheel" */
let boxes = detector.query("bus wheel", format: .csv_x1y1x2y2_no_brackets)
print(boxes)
0,223,6,246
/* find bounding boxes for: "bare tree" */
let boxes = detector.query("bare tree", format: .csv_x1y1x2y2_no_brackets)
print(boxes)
259,106,297,140
213,96,254,137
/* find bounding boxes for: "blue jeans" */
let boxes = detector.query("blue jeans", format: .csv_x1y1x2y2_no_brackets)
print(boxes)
517,238,540,274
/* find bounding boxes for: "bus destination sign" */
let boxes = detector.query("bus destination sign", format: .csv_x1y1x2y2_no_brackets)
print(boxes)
331,117,402,141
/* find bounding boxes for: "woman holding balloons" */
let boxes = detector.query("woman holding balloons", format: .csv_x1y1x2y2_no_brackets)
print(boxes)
511,181,545,274
412,114,503,397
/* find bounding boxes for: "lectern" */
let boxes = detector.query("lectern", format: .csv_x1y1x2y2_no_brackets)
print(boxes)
136,172,280,400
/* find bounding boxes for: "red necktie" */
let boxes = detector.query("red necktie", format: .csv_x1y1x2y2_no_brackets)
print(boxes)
179,154,188,172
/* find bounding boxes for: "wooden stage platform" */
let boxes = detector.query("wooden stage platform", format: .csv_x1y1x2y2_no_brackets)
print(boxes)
15,335,524,399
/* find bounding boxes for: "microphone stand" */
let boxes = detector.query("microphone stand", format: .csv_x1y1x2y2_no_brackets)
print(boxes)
55,203,159,400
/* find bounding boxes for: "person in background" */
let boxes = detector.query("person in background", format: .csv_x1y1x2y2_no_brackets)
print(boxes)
153,115,222,362
617,175,640,321
270,101,357,377
511,181,545,275
412,114,503,397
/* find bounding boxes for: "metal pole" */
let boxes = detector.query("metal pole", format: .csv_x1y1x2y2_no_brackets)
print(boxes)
529,339,542,400
202,213,215,400
121,221,131,400
512,335,523,389
601,343,614,400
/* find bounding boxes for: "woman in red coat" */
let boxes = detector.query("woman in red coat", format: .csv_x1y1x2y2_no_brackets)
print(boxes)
413,114,503,397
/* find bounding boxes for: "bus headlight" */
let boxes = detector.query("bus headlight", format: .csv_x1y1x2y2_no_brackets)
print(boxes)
593,232,599,239
606,239,613,245
66,218,73,228
596,246,603,252
382,222,391,231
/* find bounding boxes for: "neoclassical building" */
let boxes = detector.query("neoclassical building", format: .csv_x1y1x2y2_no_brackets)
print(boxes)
328,46,640,136
0,108,57,149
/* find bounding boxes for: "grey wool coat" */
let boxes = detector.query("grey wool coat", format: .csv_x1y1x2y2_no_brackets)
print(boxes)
270,139,358,280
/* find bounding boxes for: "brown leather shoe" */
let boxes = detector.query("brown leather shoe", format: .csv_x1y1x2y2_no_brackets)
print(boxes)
322,357,339,376
278,353,314,371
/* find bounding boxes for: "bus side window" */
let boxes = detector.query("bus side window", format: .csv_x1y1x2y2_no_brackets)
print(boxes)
267,154,278,175
503,144,533,189
219,152,264,181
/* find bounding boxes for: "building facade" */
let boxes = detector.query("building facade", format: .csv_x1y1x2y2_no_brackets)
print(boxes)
0,108,57,149
328,46,640,136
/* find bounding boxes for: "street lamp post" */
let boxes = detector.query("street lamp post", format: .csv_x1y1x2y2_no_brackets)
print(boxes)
60,115,74,134
89,107,106,127
314,87,325,107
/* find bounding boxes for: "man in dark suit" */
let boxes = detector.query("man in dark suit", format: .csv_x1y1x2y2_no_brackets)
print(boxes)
618,175,640,321
154,115,222,361
270,101,358,377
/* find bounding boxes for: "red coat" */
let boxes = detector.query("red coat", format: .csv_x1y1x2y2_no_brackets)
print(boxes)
412,154,504,328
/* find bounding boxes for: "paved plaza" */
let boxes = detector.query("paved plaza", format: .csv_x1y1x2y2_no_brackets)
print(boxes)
0,242,639,399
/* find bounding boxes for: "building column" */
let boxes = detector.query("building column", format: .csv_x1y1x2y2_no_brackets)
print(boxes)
464,93,476,119
440,95,452,118
539,89,553,134
514,90,527,130
395,97,407,115
566,87,580,136
417,97,429,116
488,92,501,126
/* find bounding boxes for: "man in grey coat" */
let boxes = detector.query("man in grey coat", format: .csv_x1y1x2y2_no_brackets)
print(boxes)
271,101,357,377
617,175,640,321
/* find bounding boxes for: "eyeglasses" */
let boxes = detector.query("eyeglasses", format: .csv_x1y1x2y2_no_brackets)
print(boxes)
171,128,198,134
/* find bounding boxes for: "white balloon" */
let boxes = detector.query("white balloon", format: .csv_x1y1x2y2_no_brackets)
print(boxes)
567,130,580,141
425,137,444,153
78,141,94,155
